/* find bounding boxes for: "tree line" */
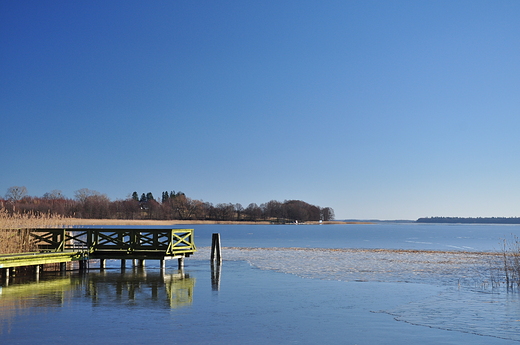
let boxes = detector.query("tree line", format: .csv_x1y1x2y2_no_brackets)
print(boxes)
1,186,335,223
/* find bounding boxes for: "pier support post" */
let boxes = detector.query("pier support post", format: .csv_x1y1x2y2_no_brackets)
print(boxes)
100,259,106,270
139,259,145,267
160,259,166,270
133,259,138,268
121,259,126,270
3,268,9,287
60,262,66,272
79,259,88,271
211,233,222,264
178,257,184,270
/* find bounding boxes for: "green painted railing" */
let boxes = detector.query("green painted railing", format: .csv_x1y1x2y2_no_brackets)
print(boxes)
0,251,87,268
29,228,196,258
0,228,196,270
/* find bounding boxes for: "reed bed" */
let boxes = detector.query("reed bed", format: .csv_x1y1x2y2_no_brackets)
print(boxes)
492,235,520,290
0,208,75,254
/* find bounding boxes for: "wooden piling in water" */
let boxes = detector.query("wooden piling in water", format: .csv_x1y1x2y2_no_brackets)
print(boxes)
211,233,222,263
211,261,221,291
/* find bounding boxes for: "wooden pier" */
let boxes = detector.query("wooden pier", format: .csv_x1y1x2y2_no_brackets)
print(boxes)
0,228,196,280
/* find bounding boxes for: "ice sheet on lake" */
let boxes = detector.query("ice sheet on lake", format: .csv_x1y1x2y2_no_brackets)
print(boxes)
195,246,498,286
193,247,520,343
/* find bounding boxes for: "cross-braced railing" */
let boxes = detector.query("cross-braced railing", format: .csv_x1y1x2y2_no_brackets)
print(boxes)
29,228,196,259
30,229,88,252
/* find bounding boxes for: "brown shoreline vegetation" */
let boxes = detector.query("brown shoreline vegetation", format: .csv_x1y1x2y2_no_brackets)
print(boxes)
64,219,372,226
1,187,336,224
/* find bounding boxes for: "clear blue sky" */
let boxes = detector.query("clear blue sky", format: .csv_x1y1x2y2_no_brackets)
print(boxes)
2,1,520,220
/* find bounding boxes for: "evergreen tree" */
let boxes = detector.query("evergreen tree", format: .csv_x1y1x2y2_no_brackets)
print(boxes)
132,191,139,201
161,191,169,203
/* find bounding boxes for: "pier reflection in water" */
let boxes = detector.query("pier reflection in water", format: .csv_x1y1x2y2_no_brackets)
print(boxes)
85,269,195,308
0,266,196,333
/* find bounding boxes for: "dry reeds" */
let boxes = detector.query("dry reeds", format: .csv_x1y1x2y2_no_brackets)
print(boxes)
489,235,520,290
0,208,75,254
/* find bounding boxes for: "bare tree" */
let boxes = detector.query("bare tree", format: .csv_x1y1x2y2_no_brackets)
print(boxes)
320,207,335,221
173,195,198,220
74,188,103,203
5,186,28,202
244,203,263,221
235,203,244,221
43,190,64,199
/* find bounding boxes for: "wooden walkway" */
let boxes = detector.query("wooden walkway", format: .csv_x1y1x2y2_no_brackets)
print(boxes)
0,228,196,279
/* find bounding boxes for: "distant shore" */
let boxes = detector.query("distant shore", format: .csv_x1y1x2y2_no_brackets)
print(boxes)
67,219,372,226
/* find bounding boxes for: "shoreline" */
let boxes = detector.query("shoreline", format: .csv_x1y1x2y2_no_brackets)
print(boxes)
67,219,372,226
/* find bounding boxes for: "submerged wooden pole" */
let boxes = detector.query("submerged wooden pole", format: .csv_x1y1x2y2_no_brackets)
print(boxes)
211,233,222,263
211,261,221,291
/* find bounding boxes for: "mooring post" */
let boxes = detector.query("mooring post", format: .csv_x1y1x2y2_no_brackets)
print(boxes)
211,261,221,291
60,262,66,272
211,233,222,263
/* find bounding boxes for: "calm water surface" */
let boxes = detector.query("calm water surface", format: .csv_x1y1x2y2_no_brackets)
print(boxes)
2,223,520,344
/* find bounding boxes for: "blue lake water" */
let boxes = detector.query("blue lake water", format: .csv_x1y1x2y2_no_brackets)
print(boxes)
188,223,520,251
2,223,520,344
